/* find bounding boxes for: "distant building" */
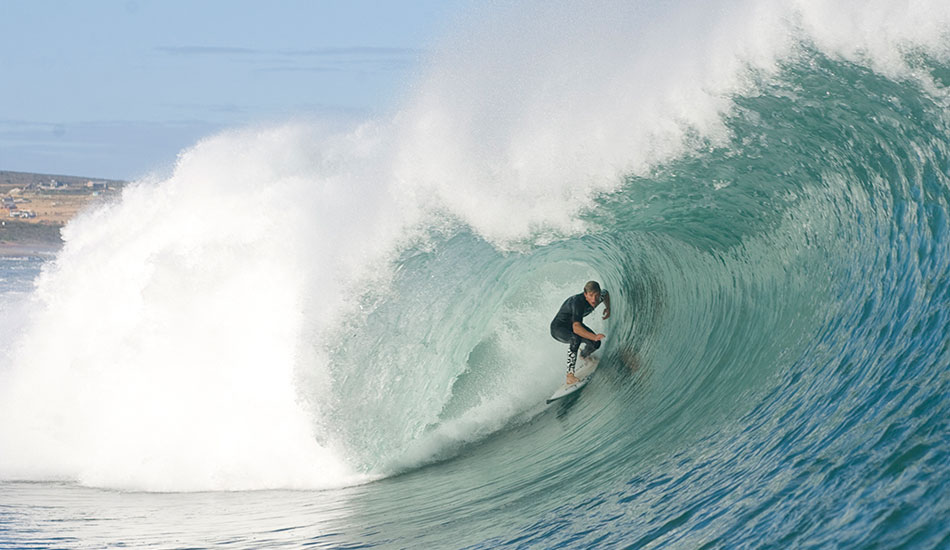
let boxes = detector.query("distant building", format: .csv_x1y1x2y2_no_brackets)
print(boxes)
86,180,108,190
39,179,68,190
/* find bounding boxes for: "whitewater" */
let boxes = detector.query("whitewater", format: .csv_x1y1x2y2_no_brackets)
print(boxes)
3,1,950,548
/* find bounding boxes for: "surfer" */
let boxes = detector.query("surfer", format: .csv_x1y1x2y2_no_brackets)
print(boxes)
550,281,610,385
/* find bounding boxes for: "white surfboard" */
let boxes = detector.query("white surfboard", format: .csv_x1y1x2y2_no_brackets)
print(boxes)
546,356,599,404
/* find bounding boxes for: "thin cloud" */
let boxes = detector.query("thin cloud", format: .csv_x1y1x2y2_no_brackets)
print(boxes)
282,47,421,57
254,66,344,74
157,46,260,56
156,45,422,60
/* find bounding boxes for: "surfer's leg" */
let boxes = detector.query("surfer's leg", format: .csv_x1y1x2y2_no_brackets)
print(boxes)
567,334,582,374
550,321,573,344
578,323,601,358
566,348,578,375
580,339,601,358
554,322,582,383
565,346,581,385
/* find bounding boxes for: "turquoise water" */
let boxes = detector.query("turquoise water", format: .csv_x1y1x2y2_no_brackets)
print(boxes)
3,4,950,549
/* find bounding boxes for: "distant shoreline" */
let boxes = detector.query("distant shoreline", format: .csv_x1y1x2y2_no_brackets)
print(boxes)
0,241,61,257
0,170,126,251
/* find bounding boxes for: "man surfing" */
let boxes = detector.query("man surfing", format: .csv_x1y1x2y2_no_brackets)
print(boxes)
550,281,611,385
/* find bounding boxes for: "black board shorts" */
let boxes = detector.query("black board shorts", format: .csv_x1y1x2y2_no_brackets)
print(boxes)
550,320,599,355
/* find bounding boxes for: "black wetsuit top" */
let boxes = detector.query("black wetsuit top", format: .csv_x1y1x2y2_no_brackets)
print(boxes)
552,292,604,329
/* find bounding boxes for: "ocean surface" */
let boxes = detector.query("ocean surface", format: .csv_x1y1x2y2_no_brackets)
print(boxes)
3,2,950,548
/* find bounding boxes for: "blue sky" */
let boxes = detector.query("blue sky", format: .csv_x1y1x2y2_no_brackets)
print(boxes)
0,1,466,180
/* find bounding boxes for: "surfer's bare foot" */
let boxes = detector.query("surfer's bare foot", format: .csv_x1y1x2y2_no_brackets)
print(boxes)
566,373,580,385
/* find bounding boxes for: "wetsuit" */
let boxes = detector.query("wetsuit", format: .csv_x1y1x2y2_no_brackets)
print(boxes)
550,291,607,375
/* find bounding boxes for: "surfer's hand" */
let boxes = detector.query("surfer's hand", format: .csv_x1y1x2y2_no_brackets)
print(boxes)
595,333,606,341
602,307,611,320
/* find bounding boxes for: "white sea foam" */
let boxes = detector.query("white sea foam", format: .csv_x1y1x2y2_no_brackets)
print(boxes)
394,0,950,244
0,124,395,491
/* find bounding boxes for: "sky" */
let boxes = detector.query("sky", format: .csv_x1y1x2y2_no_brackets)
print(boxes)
0,0,467,181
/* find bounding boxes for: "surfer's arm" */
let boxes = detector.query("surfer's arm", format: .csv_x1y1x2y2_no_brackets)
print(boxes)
573,322,605,341
602,290,611,320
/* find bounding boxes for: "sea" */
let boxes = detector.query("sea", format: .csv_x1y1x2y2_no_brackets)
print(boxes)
2,2,950,548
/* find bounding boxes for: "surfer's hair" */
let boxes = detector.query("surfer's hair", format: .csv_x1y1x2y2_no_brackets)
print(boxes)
584,281,601,294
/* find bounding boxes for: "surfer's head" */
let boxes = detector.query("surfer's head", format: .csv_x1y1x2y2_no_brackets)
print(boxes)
583,280,601,306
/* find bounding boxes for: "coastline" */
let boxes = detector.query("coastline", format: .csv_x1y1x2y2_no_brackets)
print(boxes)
1,170,124,256
0,241,61,258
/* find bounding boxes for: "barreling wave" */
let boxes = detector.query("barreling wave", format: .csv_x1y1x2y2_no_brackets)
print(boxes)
2,1,950,547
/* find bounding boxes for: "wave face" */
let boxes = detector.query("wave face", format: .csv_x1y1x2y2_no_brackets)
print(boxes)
3,1,950,548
